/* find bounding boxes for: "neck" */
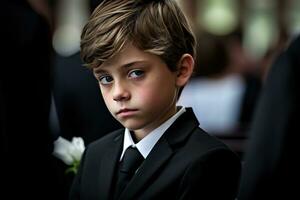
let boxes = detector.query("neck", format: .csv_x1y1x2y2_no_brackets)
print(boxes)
132,106,177,142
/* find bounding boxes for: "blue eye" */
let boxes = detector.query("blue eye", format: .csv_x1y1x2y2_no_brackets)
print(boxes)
129,70,144,78
99,75,113,85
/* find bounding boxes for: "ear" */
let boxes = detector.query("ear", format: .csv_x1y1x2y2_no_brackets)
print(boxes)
175,54,194,87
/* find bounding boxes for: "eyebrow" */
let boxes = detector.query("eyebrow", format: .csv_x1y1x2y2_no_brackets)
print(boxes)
93,61,147,74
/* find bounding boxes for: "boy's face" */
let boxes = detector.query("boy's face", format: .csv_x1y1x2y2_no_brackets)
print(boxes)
93,43,179,136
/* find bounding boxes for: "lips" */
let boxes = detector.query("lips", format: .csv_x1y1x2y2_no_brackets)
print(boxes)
116,108,138,117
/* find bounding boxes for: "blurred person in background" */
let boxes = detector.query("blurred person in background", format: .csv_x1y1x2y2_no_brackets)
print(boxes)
0,0,58,199
238,34,299,200
178,29,261,157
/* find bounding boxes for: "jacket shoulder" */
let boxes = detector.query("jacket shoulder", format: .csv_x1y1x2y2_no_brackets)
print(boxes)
184,127,240,161
88,128,123,150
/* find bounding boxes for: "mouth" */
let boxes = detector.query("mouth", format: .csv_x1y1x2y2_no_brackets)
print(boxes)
116,108,138,117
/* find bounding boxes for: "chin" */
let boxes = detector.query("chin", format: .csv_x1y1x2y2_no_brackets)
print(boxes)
121,121,145,131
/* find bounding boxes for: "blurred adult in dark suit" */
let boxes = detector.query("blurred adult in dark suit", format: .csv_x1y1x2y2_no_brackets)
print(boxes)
0,0,58,199
238,35,299,199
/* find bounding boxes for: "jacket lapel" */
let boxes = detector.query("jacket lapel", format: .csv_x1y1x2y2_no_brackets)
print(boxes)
97,132,123,200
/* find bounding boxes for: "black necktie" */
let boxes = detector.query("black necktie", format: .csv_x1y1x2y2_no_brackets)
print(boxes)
114,146,144,199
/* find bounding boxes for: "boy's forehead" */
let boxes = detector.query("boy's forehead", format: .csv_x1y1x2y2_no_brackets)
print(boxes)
97,43,151,69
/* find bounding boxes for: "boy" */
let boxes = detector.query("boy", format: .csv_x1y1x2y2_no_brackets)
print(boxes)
70,0,241,199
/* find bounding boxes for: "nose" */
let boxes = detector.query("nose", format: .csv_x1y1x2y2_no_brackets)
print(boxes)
112,81,130,102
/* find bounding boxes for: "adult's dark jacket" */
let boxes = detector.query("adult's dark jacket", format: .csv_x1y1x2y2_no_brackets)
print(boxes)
0,0,57,199
238,35,300,199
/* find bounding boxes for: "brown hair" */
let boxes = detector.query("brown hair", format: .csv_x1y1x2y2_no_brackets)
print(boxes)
80,0,196,72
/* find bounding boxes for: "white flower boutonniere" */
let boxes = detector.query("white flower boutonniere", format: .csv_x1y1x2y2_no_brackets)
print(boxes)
52,136,85,174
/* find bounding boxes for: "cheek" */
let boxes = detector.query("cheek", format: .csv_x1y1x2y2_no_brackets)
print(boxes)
135,85,173,107
135,88,153,103
100,89,113,109
135,87,157,105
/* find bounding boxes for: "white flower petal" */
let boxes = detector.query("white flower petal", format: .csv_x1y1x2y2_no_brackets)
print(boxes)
53,151,74,165
72,137,85,152
52,136,86,165
71,137,85,161
52,136,75,165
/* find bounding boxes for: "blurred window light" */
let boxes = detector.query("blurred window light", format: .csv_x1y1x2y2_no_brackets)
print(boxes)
243,0,278,60
52,0,89,57
244,13,278,60
198,0,239,35
248,0,274,10
52,25,82,57
286,0,300,37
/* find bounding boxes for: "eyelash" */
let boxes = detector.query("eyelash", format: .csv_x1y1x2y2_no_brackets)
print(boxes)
99,75,113,85
97,69,145,85
128,69,144,79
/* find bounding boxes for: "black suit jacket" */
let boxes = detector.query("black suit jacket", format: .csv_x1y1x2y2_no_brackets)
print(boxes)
70,108,241,200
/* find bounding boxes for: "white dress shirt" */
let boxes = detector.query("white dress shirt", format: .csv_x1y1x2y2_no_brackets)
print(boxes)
119,107,186,161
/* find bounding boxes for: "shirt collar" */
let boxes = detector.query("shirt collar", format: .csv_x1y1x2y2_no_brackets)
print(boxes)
120,107,186,160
